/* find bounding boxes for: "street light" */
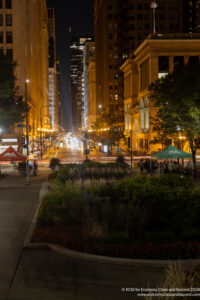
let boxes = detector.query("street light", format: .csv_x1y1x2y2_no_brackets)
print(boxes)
150,1,157,34
25,79,30,185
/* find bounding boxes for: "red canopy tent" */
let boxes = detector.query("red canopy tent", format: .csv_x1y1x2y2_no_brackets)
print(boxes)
0,146,27,161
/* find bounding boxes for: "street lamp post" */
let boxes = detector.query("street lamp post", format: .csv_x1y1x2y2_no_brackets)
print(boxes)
130,130,133,168
150,2,158,34
25,79,30,185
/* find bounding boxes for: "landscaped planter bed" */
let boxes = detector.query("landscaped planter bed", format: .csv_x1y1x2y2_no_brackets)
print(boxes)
32,163,200,260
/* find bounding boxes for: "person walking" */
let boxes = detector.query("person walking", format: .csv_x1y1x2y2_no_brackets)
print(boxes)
33,160,38,176
138,159,144,173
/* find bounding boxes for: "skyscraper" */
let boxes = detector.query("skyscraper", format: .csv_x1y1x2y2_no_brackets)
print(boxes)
0,0,50,140
48,8,59,132
83,41,96,130
94,0,184,129
183,0,200,32
70,37,92,131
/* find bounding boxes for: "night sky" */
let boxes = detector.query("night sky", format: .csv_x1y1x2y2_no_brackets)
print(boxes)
47,0,94,130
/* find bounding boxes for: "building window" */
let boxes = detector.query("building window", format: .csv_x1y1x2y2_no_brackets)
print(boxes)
174,56,184,68
6,0,12,9
6,14,12,26
0,14,3,26
137,3,143,10
140,98,144,130
137,14,143,20
0,31,3,43
134,119,138,133
6,48,12,59
189,56,199,64
158,56,169,78
6,31,12,43
0,0,2,8
145,139,149,150
140,139,144,149
145,96,149,130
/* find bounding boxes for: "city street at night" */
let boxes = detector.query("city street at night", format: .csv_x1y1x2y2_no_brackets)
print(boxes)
1,0,200,298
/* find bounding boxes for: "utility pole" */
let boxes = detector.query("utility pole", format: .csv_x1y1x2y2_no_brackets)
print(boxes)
130,130,133,168
25,79,30,185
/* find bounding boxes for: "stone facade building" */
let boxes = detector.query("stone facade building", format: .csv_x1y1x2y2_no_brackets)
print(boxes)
121,34,200,154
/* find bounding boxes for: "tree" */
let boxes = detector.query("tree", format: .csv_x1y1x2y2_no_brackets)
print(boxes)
149,61,200,178
89,111,124,153
0,53,28,132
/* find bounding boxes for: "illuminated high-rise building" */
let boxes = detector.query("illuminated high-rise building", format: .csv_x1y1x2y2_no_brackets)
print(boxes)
83,42,96,130
70,36,92,131
0,0,50,139
48,7,59,132
95,0,184,129
183,0,200,32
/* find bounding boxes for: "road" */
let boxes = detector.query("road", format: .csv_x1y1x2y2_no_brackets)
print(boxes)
45,147,121,164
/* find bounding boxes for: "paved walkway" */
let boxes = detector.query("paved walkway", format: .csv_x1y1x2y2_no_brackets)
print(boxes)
0,169,167,300
0,170,49,300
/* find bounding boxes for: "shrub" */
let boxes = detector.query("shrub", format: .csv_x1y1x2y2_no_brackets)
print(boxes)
49,158,61,171
35,175,200,258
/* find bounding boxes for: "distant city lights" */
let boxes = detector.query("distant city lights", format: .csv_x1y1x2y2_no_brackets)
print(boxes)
65,133,83,150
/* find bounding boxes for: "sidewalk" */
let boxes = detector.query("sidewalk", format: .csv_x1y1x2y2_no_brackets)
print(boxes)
0,170,49,300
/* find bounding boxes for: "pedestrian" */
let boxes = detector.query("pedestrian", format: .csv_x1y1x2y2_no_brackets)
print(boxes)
33,160,38,176
138,159,144,173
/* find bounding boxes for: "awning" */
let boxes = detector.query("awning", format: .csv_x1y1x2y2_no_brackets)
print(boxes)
151,144,192,159
0,146,27,161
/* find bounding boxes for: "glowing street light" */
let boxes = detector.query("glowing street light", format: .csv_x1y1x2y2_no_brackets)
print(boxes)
150,2,157,34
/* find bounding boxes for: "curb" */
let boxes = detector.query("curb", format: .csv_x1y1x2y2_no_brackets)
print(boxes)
24,242,200,267
23,181,50,247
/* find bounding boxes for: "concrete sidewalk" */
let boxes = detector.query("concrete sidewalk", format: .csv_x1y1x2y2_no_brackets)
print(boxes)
0,170,49,300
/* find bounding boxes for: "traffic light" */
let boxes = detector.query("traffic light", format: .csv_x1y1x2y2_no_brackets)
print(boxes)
83,139,87,148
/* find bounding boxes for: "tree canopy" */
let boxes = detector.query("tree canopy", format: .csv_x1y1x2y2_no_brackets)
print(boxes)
0,53,28,133
89,111,124,149
149,61,200,177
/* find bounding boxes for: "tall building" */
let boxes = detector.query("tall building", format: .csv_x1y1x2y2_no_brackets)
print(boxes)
183,0,200,32
48,8,59,132
56,58,63,130
95,0,184,130
83,42,96,130
0,0,50,141
70,37,92,131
